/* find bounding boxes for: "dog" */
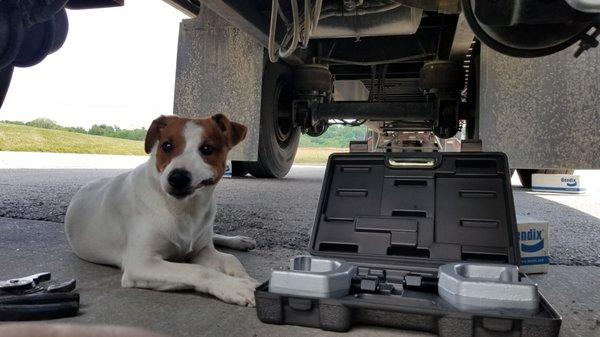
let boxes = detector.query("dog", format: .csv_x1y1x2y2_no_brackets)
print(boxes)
64,114,259,306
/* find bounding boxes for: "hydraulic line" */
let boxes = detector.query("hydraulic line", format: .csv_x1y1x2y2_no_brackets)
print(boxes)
302,0,311,48
278,0,300,59
268,0,323,62
320,2,402,20
267,0,408,62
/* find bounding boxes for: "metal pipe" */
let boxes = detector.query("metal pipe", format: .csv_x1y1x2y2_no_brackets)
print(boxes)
310,0,323,34
302,0,311,48
315,101,433,121
317,53,436,66
320,2,402,20
278,0,300,58
268,0,281,62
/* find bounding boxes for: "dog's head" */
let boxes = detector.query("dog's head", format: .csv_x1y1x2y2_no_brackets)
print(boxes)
144,114,247,199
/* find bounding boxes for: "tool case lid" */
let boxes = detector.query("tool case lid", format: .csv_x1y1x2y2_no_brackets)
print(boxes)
308,152,520,273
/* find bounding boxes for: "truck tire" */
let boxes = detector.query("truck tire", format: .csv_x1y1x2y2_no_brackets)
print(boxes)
244,61,300,178
516,169,575,188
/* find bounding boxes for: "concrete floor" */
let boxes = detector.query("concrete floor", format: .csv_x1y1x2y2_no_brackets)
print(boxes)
0,217,433,337
1,167,599,266
2,217,599,336
0,165,599,336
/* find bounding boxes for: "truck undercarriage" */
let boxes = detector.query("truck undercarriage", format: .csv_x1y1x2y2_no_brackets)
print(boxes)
166,0,599,177
1,0,599,178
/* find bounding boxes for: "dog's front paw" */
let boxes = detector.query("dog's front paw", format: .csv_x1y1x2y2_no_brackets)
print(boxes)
230,235,256,251
216,252,255,280
210,276,260,307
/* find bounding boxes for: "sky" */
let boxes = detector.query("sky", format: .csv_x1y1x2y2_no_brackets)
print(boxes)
1,0,187,129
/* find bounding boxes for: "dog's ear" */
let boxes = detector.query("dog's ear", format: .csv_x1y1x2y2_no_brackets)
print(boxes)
145,115,168,154
211,114,247,148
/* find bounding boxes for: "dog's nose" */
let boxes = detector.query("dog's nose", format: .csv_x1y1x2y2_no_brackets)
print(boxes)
168,169,192,190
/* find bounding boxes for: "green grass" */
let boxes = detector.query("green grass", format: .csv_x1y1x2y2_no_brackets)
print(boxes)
294,147,346,164
0,122,145,155
0,122,345,163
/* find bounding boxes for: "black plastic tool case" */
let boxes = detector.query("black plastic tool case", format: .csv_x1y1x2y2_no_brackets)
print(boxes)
255,152,561,336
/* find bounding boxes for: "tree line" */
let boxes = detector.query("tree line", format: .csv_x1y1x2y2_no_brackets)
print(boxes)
1,118,147,141
1,118,366,147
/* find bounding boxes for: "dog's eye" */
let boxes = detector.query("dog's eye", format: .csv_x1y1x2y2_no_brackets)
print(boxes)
199,144,214,156
161,141,173,153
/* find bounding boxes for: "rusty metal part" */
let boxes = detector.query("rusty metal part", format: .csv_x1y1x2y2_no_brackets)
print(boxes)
293,64,333,93
449,13,475,61
437,0,460,14
419,61,463,91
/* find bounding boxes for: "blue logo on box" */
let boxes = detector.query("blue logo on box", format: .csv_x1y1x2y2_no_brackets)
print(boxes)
561,177,577,187
519,229,544,253
521,256,549,265
521,239,544,253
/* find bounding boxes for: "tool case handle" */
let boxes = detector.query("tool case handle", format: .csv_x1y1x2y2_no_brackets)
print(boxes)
387,158,436,168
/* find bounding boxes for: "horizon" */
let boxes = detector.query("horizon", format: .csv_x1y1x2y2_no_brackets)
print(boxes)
1,117,147,131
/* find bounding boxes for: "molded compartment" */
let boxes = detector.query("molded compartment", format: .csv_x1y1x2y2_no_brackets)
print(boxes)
309,152,519,266
438,263,539,312
435,178,509,249
324,163,385,221
455,263,516,281
269,256,357,298
292,255,341,272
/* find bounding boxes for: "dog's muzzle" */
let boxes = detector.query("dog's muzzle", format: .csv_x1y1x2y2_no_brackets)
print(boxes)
167,169,192,198
167,169,216,199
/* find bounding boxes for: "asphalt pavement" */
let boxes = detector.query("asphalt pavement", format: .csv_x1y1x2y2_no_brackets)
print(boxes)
0,166,598,266
0,162,599,336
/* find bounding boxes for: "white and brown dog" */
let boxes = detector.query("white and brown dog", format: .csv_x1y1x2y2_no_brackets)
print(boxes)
64,114,259,306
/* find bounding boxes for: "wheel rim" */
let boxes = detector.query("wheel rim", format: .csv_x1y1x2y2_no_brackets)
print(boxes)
274,79,294,147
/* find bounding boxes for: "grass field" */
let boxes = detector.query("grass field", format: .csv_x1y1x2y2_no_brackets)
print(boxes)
0,123,344,164
294,147,346,164
0,123,145,155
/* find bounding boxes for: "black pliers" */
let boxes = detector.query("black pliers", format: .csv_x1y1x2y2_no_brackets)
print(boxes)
0,272,79,321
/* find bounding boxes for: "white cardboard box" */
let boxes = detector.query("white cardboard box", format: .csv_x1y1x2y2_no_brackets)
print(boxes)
531,174,585,194
224,161,232,177
516,215,549,274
